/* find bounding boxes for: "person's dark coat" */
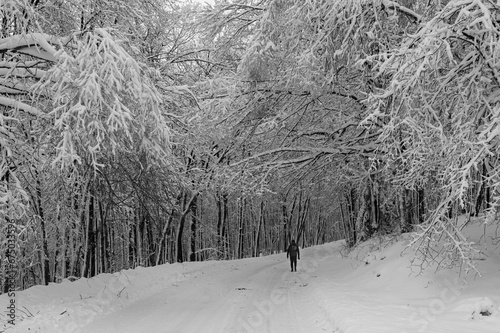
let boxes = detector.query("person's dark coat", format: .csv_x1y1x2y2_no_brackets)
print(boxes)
287,240,300,271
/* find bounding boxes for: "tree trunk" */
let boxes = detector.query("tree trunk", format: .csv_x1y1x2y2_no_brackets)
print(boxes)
398,188,408,232
345,188,357,247
34,170,51,285
146,214,155,267
287,195,297,244
82,190,90,277
296,197,310,245
254,201,264,257
355,183,369,243
237,198,244,259
224,194,229,258
61,223,67,280
418,188,425,224
99,201,109,273
189,195,198,262
176,192,198,263
217,193,223,256
156,208,175,265
84,193,96,277
370,179,379,231
216,192,228,259
339,199,348,244
176,193,188,263
136,211,144,267
475,161,489,216
281,199,289,252
39,218,51,285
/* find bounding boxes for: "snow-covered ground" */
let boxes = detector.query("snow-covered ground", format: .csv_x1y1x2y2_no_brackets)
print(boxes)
1,219,499,333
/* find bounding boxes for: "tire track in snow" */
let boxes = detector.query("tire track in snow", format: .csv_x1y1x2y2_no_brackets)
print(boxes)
232,262,337,333
80,259,284,333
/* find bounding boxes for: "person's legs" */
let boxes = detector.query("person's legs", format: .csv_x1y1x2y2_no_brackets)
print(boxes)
292,257,297,272
290,258,294,272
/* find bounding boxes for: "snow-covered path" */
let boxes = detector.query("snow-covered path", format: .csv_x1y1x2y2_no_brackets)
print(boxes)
82,256,332,333
2,221,499,333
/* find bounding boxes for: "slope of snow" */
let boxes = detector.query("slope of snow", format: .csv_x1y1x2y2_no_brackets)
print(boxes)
1,219,499,333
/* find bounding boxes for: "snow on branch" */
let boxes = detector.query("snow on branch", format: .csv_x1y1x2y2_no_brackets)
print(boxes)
0,33,60,62
34,29,173,171
0,96,41,116
381,0,422,23
230,143,379,169
365,0,500,273
0,34,60,114
219,3,264,12
0,67,47,80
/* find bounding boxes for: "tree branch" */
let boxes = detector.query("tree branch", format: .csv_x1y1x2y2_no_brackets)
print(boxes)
382,0,422,23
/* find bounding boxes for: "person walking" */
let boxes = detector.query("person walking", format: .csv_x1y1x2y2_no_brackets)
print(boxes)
287,239,300,272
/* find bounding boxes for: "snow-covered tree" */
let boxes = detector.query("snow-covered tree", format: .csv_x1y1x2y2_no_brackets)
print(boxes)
0,0,185,287
201,0,419,246
364,0,500,273
205,0,500,273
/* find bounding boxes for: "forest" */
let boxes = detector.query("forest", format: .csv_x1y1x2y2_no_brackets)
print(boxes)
1,0,499,292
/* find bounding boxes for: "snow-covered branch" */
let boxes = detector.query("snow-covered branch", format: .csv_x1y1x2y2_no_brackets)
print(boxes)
382,0,422,23
0,33,60,62
0,96,41,116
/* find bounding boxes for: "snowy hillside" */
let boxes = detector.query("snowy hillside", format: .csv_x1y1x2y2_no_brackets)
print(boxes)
1,219,499,333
